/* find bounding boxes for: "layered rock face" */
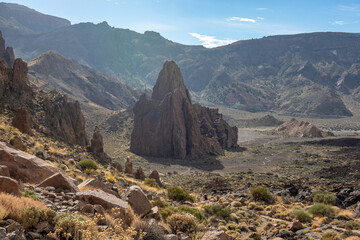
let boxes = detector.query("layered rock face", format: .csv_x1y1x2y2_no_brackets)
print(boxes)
0,31,14,67
275,118,334,138
131,61,239,159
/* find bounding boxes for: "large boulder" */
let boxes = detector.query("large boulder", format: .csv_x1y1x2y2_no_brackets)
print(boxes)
130,61,238,159
0,176,21,196
201,230,231,240
0,166,9,177
78,178,119,197
0,141,60,184
122,185,152,216
11,108,31,135
88,126,111,164
75,189,128,210
36,172,79,192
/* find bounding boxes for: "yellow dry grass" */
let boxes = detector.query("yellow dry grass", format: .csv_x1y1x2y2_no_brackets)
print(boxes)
0,192,47,222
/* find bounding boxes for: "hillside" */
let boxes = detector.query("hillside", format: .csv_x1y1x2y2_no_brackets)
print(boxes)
2,4,360,117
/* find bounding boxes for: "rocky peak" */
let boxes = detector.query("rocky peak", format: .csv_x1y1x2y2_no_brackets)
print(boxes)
0,31,14,67
152,61,190,101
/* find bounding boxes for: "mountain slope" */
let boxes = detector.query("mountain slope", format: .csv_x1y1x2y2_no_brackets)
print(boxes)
28,50,140,111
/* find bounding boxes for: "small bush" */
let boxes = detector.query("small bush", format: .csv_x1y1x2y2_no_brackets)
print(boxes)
22,188,40,201
345,221,360,230
203,204,231,219
313,191,336,205
167,213,198,235
167,187,194,202
308,203,335,217
79,159,98,170
133,220,165,240
21,207,56,228
0,206,8,220
250,186,274,203
320,232,340,240
177,206,206,221
293,209,312,223
144,178,159,188
53,213,87,238
159,205,177,220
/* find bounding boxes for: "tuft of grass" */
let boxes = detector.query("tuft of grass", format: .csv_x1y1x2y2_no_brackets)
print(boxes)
345,221,360,230
167,186,194,202
177,206,206,221
313,191,336,205
203,204,231,219
79,159,98,170
21,207,56,228
320,232,340,240
308,203,335,217
144,178,159,188
293,209,312,223
250,185,274,203
22,188,40,201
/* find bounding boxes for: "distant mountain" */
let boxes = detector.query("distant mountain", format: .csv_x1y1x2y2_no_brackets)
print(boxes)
28,51,139,111
2,3,360,117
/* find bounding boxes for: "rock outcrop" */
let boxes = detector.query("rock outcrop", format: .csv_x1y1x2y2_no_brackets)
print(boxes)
0,141,61,184
75,189,128,210
134,167,145,181
149,170,164,188
121,186,152,216
11,108,31,135
275,118,334,138
0,31,14,67
130,61,239,159
0,176,21,196
124,157,134,176
88,126,111,164
36,172,79,193
78,178,119,197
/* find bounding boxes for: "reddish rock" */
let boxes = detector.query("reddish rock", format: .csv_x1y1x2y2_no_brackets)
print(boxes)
78,178,119,197
0,165,9,177
36,172,79,192
0,176,21,196
124,157,134,176
0,141,60,184
11,108,31,135
75,189,128,210
149,170,164,188
130,61,238,159
201,230,231,240
134,166,145,181
111,161,122,172
9,136,26,151
275,118,333,138
88,126,111,164
122,185,152,216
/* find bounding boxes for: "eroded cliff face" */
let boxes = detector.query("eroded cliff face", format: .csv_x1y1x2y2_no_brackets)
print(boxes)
0,31,14,67
0,32,88,147
130,61,239,159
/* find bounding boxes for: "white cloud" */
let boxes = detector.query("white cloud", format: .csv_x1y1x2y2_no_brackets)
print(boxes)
257,8,268,11
189,33,236,48
332,20,347,25
257,17,264,20
227,17,256,23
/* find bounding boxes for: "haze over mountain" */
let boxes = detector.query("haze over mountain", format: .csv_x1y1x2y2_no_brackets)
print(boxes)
1,2,360,117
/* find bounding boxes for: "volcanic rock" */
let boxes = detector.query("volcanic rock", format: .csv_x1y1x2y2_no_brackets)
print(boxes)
0,141,60,184
124,157,134,176
0,176,21,196
149,170,164,188
11,108,31,135
88,126,111,164
9,136,26,151
75,189,128,210
275,118,333,138
130,61,238,159
0,165,9,177
201,230,231,240
0,31,14,67
36,172,79,192
78,178,119,197
134,167,145,181
121,185,152,216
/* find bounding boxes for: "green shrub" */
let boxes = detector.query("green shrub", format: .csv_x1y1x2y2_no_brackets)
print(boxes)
345,221,360,230
177,206,206,221
78,159,98,170
21,207,56,228
53,213,86,239
320,232,340,240
167,213,198,234
250,186,274,203
203,204,231,219
313,191,336,205
144,178,159,188
22,189,40,201
293,209,312,223
308,203,335,217
167,187,194,202
159,205,177,220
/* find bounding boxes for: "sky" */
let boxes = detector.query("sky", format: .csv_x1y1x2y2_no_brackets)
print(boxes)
4,0,360,48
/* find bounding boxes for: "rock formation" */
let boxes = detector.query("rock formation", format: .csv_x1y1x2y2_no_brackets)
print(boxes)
148,170,164,188
130,61,239,159
134,167,145,181
11,108,31,135
0,31,14,67
275,118,334,138
88,126,111,164
124,157,134,176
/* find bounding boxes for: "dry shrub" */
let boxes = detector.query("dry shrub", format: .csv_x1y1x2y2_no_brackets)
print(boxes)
0,205,8,220
167,213,198,235
133,219,165,240
0,192,47,222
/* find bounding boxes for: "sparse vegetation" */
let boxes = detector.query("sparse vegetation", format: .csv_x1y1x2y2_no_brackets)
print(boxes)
79,159,98,170
203,204,231,219
22,188,40,201
313,190,336,205
167,186,194,202
250,185,274,203
308,203,335,217
144,178,159,188
293,208,312,223
320,232,340,240
167,213,198,235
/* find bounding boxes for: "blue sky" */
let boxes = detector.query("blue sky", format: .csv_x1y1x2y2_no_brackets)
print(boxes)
4,0,360,47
